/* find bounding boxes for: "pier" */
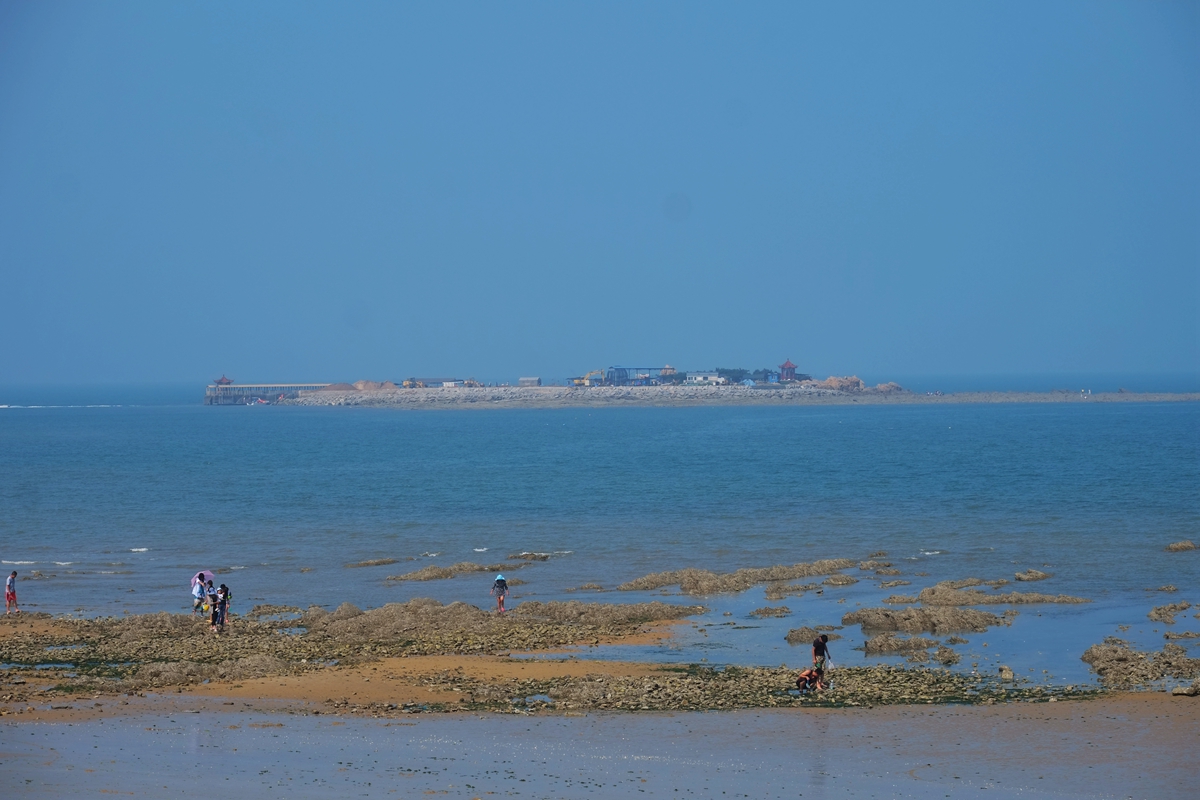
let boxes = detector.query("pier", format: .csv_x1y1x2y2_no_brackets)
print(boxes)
204,376,330,405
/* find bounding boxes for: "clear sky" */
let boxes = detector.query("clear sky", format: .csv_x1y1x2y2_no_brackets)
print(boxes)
1,1,1196,387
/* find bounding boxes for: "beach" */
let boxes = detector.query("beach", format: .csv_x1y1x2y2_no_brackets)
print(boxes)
4,600,1198,797
3,400,1198,798
3,657,1196,798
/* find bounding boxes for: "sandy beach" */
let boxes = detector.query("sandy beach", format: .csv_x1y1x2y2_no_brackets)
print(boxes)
3,686,1195,798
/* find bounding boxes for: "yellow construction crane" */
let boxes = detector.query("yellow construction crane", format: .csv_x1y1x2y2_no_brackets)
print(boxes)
569,370,605,387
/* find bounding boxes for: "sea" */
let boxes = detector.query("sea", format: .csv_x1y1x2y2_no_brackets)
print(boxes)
2,397,1197,684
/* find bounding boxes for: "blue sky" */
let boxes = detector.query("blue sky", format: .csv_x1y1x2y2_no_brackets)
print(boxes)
1,1,1196,386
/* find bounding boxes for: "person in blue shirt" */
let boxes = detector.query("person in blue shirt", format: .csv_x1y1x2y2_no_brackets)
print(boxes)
192,579,206,615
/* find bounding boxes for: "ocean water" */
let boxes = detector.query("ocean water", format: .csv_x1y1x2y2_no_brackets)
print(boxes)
2,401,1197,682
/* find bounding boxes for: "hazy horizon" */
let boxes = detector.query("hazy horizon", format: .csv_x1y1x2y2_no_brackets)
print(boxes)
1,2,1196,385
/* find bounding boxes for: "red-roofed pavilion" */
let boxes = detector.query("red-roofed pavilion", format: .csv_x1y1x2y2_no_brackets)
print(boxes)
779,360,797,382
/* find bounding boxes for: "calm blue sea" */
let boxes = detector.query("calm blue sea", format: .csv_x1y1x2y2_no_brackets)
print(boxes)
2,400,1197,682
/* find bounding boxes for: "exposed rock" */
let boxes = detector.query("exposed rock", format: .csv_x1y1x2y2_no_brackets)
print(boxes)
1014,569,1052,582
763,582,820,601
508,553,551,561
386,562,520,582
1149,602,1191,624
1165,631,1200,640
999,665,1015,682
917,582,1089,606
1155,585,1178,593
823,574,859,587
244,604,302,618
875,568,902,576
749,606,791,619
842,606,1005,634
806,376,867,392
1171,686,1197,696
784,627,843,646
863,633,939,655
1082,638,1200,688
883,595,918,604
858,560,892,571
934,646,960,666
344,558,401,568
618,560,855,596
941,578,1009,589
880,580,911,589
1166,540,1196,552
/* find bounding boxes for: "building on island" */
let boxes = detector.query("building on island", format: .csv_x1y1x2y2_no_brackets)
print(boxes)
684,372,728,385
518,377,542,387
779,359,798,382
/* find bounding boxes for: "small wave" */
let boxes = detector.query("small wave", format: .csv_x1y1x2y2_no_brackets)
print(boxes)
229,565,246,570
2,560,35,565
130,548,149,553
473,548,488,552
54,562,73,566
920,550,945,556
421,552,440,557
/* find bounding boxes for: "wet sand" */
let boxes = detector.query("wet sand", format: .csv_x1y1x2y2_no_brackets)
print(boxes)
2,692,1194,798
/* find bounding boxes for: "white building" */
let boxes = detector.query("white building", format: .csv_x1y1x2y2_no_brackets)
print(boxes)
684,372,727,385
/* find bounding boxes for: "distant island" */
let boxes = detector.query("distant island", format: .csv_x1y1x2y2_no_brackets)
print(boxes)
204,374,1198,408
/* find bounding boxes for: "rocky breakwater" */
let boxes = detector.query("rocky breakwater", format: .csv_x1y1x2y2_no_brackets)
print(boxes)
282,379,907,409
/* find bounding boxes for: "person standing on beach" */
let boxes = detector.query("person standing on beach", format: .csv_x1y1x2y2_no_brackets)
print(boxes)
812,634,832,679
192,578,206,615
207,580,220,632
491,574,509,613
216,584,231,630
5,571,18,615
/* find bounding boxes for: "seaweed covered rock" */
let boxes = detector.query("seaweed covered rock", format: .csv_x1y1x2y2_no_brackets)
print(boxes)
1149,602,1191,624
1081,638,1200,688
917,581,1089,606
842,606,1004,634
784,627,843,646
1014,569,1052,582
863,632,939,655
618,560,855,595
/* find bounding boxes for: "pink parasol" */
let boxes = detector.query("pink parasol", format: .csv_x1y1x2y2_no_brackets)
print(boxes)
192,570,215,588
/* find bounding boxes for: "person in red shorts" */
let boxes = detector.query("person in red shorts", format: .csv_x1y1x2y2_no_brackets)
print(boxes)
5,571,18,615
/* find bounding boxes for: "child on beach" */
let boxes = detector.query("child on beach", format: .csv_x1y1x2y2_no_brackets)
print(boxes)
491,574,509,613
216,584,231,630
5,571,17,615
207,580,220,631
